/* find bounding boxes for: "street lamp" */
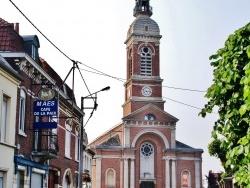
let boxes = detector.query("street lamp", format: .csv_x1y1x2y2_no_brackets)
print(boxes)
78,86,110,188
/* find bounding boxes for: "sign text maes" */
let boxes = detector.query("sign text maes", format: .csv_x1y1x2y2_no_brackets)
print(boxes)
33,100,58,116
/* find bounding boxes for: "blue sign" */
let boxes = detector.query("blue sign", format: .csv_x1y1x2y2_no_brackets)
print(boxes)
33,99,58,116
33,122,57,129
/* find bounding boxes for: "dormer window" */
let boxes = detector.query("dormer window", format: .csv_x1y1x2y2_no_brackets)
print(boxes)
22,35,40,62
31,44,37,60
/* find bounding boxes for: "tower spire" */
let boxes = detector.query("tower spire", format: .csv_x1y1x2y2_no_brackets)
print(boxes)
133,0,153,17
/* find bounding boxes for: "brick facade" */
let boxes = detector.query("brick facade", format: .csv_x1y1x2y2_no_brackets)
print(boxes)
0,17,85,188
89,1,203,188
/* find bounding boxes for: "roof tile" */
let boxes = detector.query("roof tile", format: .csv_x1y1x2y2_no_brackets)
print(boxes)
0,17,24,52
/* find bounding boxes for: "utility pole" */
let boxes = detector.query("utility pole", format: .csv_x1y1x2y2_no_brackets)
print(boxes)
78,86,110,188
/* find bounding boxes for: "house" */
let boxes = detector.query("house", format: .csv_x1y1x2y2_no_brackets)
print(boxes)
89,1,203,188
0,55,22,188
0,17,90,188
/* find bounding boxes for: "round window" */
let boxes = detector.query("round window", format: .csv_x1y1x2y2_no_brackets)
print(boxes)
143,47,149,53
140,142,154,156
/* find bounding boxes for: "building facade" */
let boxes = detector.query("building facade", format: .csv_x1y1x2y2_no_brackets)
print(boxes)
0,55,22,188
89,1,203,188
0,18,91,188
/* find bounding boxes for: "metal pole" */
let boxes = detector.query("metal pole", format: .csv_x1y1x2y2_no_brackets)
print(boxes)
79,99,84,188
78,86,110,188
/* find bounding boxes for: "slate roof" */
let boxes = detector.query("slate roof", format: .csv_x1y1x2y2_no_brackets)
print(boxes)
128,15,160,37
175,140,203,152
0,18,25,52
176,140,194,149
0,55,23,81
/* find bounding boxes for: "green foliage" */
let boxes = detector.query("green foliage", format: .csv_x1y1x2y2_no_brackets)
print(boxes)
200,22,250,187
208,139,226,161
208,139,232,176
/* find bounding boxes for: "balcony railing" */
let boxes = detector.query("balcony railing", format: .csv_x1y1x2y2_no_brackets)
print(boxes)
32,130,58,162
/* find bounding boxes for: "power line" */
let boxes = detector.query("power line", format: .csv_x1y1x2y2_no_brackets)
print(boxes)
78,66,207,93
9,0,74,63
9,0,210,113
162,86,206,92
78,65,208,111
8,0,95,98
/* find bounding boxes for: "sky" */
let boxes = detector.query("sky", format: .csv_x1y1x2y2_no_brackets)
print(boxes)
1,0,250,183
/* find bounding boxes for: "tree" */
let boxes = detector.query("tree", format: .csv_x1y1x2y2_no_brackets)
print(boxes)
207,139,230,175
200,22,250,187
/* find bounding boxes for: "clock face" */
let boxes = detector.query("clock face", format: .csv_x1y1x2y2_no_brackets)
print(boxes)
142,86,152,96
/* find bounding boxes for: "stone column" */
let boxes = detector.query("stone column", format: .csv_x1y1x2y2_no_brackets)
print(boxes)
124,125,130,148
120,159,123,188
171,159,176,188
124,158,128,188
130,159,135,188
165,159,170,188
170,128,176,148
96,157,102,188
195,159,201,188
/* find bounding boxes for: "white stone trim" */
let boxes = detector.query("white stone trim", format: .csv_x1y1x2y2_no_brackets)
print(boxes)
32,168,45,174
195,159,201,188
171,159,176,188
171,128,176,148
130,159,135,188
120,159,123,188
165,159,170,188
124,159,128,188
96,158,102,188
124,126,130,147
131,129,169,148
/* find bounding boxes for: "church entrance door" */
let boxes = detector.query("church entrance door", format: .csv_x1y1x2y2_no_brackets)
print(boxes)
140,181,154,188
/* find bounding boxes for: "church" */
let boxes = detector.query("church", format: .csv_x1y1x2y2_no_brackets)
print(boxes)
88,0,203,188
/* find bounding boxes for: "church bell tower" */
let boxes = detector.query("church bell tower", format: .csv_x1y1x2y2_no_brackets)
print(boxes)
123,0,165,117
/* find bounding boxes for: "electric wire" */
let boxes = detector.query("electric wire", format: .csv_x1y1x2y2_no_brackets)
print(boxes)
9,0,74,63
162,86,206,93
9,0,213,118
8,0,95,100
78,67,207,92
78,65,212,112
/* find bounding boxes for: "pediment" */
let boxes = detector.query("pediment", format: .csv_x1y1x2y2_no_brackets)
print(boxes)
122,103,178,123
98,135,121,147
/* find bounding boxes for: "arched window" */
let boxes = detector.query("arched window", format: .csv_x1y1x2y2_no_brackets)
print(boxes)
181,170,191,187
140,47,152,76
140,142,154,179
144,114,155,121
63,169,72,188
19,89,26,134
105,168,116,187
129,49,133,77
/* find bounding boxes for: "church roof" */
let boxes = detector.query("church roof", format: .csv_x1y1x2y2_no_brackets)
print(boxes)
176,140,194,149
127,15,160,38
175,140,203,152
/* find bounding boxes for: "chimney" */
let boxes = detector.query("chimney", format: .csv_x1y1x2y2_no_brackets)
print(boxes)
14,23,19,34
